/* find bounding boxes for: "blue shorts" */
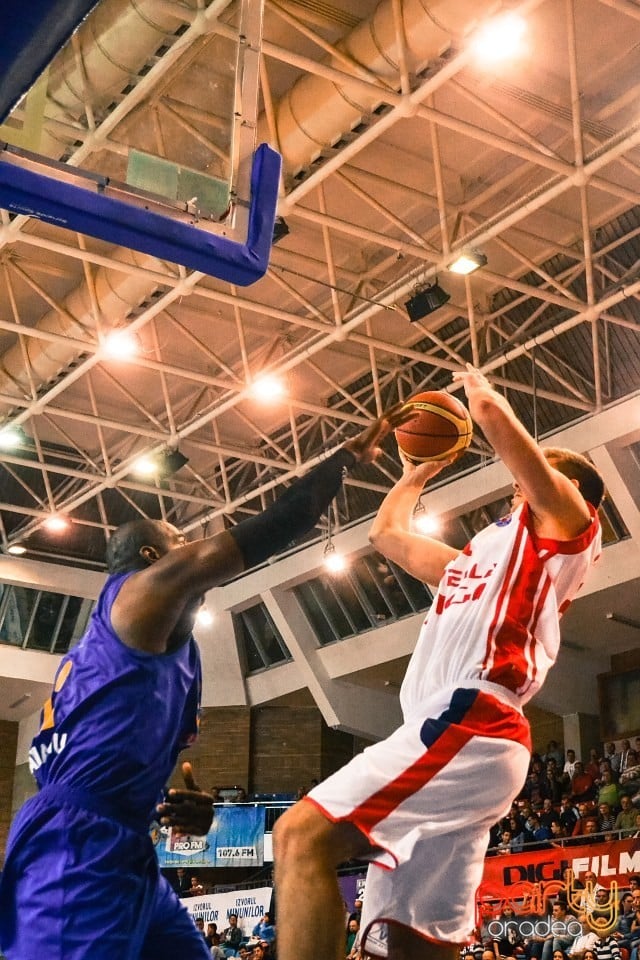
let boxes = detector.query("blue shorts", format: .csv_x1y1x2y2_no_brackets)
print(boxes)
0,790,210,960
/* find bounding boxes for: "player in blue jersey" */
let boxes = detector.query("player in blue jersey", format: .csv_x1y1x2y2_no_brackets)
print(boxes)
0,406,412,960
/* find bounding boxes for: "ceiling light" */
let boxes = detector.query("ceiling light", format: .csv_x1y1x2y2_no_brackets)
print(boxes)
470,13,527,63
250,374,286,402
101,330,139,359
132,455,158,477
42,514,70,533
323,543,347,573
196,607,214,626
413,512,441,536
0,426,23,450
448,250,488,275
132,449,189,478
7,543,27,555
405,282,451,322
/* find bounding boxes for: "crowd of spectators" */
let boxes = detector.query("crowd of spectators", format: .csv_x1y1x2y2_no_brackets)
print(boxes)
466,873,640,960
169,739,640,959
489,739,640,854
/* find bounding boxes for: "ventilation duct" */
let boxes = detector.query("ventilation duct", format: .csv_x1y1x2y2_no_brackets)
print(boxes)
258,0,499,179
37,0,194,159
0,0,499,402
0,247,171,399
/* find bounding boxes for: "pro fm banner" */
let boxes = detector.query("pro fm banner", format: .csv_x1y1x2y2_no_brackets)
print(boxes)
181,887,273,934
152,804,266,868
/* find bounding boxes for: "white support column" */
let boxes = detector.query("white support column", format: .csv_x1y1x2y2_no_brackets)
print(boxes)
263,585,402,740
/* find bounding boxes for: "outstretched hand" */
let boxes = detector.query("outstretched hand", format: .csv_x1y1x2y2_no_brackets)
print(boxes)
344,401,417,464
156,761,214,837
398,447,454,485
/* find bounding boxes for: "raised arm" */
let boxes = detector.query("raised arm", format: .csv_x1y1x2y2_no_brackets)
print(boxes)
112,403,414,652
453,365,592,540
369,456,459,587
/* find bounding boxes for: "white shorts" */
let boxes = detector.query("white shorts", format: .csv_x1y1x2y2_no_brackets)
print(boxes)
306,686,531,948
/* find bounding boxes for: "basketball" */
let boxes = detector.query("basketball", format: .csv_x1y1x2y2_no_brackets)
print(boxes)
394,391,473,463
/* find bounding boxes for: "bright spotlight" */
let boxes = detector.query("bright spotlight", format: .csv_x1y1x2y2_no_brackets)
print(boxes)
250,375,286,402
0,427,22,450
196,607,214,626
7,543,27,555
42,514,70,533
101,330,139,360
323,545,347,573
470,13,527,64
413,512,441,536
132,455,158,477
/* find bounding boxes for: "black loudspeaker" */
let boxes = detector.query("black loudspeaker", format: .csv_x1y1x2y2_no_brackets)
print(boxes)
404,283,450,322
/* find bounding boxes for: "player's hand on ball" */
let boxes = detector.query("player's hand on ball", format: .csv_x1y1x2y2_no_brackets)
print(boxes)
345,402,418,464
399,448,454,483
156,761,214,837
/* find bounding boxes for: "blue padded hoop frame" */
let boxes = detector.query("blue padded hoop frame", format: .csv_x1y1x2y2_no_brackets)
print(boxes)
0,1,281,284
0,0,102,123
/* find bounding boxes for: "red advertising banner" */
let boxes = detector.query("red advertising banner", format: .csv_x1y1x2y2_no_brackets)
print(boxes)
481,836,640,894
477,836,640,933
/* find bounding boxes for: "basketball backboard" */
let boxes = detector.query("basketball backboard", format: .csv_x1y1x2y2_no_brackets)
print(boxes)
0,0,280,283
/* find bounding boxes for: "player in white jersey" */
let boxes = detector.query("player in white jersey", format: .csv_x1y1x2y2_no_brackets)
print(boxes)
273,366,604,960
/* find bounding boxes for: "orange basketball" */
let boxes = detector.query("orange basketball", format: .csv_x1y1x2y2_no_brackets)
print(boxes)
394,390,473,463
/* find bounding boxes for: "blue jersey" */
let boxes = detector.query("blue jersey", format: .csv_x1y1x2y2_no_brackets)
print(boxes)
29,571,201,819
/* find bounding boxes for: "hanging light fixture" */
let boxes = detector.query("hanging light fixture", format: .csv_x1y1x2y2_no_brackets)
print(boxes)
448,250,488,275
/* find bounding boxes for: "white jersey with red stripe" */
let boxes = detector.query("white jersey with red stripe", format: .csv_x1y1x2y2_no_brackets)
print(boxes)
400,501,601,719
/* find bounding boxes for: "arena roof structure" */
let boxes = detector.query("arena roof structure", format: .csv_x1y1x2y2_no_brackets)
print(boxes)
0,0,639,735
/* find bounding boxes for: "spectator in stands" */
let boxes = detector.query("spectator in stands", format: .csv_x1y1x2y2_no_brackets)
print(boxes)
221,915,244,957
491,904,524,959
349,896,363,925
598,803,616,833
195,918,207,939
544,741,565,767
206,924,221,947
541,901,579,960
604,744,621,777
627,902,640,960
585,749,602,783
497,830,514,854
613,793,636,837
524,767,551,806
612,892,635,950
549,820,567,846
234,788,248,803
540,799,558,829
564,751,579,783
566,914,598,960
508,816,527,852
525,813,552,849
571,804,595,837
560,796,580,834
619,741,633,776
173,866,192,897
572,762,596,802
544,764,564,805
188,876,205,898
598,770,620,808
252,914,276,945
592,919,622,960
346,919,360,958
